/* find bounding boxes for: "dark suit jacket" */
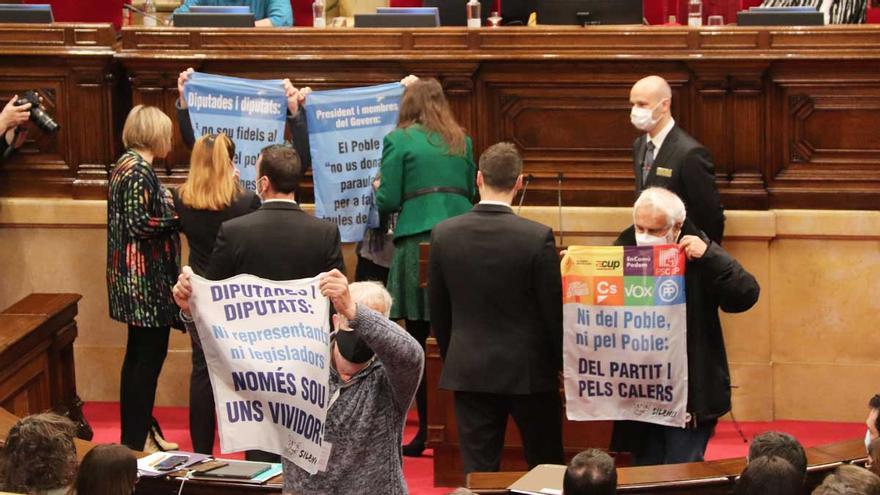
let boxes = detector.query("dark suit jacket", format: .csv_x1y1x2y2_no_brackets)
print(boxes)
633,124,725,243
428,203,563,395
171,188,261,277
206,201,344,281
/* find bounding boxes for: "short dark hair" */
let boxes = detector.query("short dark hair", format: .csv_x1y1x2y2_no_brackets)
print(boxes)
748,431,807,479
479,142,522,192
563,448,616,495
258,144,301,194
733,456,801,495
813,465,880,495
74,444,138,495
870,395,880,410
0,413,77,493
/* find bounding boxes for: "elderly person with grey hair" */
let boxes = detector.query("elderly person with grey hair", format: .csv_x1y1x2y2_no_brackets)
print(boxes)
609,187,760,466
173,268,423,494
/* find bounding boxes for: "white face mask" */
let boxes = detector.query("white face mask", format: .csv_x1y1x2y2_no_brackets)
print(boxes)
635,227,678,246
635,232,668,246
630,101,664,132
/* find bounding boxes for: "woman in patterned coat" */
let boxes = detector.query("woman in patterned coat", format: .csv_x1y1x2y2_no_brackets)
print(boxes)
106,104,180,451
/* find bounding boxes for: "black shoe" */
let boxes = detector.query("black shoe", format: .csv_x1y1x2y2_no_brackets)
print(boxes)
402,440,425,457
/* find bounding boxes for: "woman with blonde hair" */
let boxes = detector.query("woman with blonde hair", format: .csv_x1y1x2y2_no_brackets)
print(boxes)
107,104,180,453
172,132,259,454
375,77,476,456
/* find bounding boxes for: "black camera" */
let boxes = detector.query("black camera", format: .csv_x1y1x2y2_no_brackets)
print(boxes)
16,90,59,134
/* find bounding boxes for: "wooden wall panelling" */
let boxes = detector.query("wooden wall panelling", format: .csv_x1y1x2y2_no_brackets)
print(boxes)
768,61,880,209
689,61,770,209
0,24,115,199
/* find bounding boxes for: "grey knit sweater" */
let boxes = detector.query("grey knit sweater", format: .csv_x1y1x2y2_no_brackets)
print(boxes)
283,304,424,494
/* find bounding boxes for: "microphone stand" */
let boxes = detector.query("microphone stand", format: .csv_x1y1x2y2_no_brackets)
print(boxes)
516,173,534,215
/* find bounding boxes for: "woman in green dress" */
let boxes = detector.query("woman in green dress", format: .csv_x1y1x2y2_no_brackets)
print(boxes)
376,77,476,456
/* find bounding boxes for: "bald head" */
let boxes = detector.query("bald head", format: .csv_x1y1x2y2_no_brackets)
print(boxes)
629,76,673,135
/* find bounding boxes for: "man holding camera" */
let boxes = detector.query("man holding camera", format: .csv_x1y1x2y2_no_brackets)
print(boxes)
0,95,32,159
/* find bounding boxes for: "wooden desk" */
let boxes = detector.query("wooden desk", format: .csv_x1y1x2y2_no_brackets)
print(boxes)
467,439,868,494
2,23,880,209
0,293,84,421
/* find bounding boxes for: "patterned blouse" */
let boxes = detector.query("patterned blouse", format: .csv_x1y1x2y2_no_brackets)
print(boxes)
106,150,181,328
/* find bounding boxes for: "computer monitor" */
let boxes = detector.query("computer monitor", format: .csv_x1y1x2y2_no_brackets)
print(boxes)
173,12,256,27
354,13,439,27
189,6,252,14
422,0,493,26
0,4,53,24
537,0,643,25
376,7,441,26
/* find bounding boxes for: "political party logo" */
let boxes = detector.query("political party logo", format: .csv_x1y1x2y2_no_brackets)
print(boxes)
624,246,654,276
654,246,685,276
563,275,592,304
593,277,623,306
654,276,685,305
624,276,654,306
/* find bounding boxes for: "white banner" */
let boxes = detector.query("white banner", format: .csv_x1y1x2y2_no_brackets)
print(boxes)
561,245,688,428
189,273,331,474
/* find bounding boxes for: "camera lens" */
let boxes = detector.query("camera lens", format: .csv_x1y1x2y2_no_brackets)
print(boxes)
29,107,59,134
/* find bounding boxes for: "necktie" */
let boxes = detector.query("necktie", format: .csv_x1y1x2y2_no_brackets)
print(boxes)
642,141,655,185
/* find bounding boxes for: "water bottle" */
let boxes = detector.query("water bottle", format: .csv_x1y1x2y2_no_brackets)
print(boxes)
312,0,326,28
466,0,481,29
143,0,157,26
687,0,702,27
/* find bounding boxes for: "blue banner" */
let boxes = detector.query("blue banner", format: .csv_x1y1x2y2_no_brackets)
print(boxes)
305,82,404,243
183,72,288,191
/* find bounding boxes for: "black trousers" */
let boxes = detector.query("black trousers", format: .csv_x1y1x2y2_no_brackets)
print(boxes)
189,328,216,454
120,324,170,450
453,390,564,475
406,319,430,445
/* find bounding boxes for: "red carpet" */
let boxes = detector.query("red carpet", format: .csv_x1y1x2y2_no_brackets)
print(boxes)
84,402,864,495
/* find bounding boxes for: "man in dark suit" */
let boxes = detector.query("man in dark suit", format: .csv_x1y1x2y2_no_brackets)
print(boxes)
204,143,345,461
428,142,564,475
629,75,725,244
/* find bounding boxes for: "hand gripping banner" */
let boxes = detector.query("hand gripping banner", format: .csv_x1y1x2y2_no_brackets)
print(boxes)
561,245,688,427
305,82,404,243
188,273,331,474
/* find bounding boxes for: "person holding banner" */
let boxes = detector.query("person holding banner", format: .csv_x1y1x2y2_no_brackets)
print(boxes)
610,187,759,465
174,0,293,26
171,132,260,455
106,105,181,452
200,143,343,461
375,77,476,457
176,68,311,180
172,268,423,494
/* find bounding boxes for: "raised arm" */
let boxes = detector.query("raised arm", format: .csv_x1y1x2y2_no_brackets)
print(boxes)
350,305,424,414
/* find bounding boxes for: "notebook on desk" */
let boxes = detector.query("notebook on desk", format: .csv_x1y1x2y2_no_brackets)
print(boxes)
190,460,281,484
507,464,566,495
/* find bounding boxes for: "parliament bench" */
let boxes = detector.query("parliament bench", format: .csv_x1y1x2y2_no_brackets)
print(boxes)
465,438,868,494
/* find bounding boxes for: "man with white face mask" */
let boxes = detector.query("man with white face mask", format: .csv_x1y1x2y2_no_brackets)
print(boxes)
610,187,759,466
629,75,725,244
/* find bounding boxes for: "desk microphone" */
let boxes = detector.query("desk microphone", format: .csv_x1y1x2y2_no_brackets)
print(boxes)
516,173,534,215
124,3,172,26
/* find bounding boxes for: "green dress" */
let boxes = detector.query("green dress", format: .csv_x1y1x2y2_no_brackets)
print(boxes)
376,125,475,321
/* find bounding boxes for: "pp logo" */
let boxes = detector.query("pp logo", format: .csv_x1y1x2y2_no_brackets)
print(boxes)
657,279,680,303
